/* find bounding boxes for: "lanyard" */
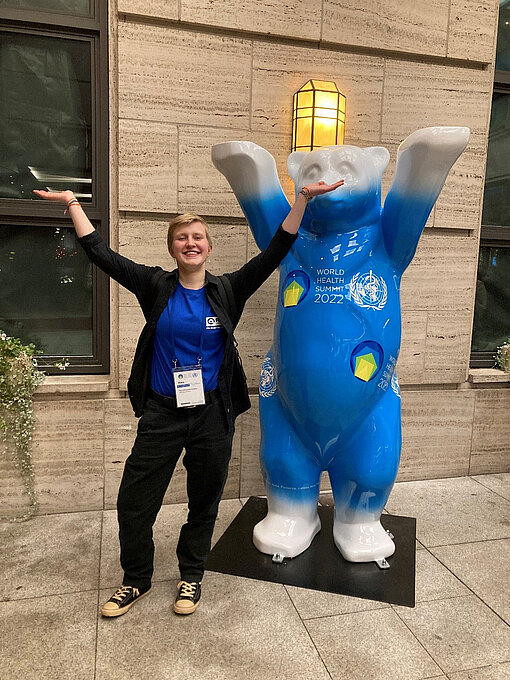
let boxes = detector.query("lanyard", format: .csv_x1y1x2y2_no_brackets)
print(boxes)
167,285,207,369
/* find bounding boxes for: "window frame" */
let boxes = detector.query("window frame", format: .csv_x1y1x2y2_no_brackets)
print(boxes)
0,0,109,374
471,77,510,368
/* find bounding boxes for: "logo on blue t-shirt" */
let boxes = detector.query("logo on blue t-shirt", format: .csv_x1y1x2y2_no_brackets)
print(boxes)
205,316,221,329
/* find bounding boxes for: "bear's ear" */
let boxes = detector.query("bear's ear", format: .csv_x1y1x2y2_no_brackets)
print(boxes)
287,151,308,182
366,147,390,175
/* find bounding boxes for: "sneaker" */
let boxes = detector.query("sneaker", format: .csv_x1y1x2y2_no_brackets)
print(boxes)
173,580,201,615
101,585,151,617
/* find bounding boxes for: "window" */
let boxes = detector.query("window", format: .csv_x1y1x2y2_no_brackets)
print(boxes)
471,1,510,367
0,0,108,373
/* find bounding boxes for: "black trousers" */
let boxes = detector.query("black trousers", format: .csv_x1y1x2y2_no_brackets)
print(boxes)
117,389,233,589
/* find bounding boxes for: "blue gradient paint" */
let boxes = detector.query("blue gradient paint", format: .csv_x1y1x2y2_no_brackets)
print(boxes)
382,190,436,274
213,130,469,558
237,191,291,251
244,165,430,514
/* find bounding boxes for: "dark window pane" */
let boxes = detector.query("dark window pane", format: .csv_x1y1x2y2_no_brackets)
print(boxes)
472,246,510,352
496,0,510,71
481,92,510,227
0,0,90,16
0,31,92,201
0,224,93,356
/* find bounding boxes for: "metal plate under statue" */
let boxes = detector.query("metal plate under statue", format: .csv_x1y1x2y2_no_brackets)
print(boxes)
212,127,469,565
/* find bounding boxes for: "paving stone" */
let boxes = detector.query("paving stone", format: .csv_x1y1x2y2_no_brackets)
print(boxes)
0,511,101,601
0,591,97,680
96,576,331,680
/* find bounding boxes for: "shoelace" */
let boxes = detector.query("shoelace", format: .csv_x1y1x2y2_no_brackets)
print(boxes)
111,586,139,603
178,582,198,599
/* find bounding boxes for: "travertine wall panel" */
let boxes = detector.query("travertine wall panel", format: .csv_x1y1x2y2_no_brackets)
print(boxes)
251,43,384,144
322,1,449,57
382,60,492,231
434,144,487,230
118,218,174,271
398,310,473,385
119,305,144,388
118,23,252,128
382,61,492,143
447,0,499,63
31,401,104,513
178,126,294,218
103,398,241,508
118,119,178,213
119,0,498,65
236,306,275,387
470,389,510,474
179,126,245,218
180,0,322,41
118,0,179,19
398,389,476,480
400,234,478,311
239,400,264,497
247,232,282,307
397,311,428,384
423,310,473,383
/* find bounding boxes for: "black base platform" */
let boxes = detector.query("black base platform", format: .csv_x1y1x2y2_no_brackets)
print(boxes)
206,496,416,607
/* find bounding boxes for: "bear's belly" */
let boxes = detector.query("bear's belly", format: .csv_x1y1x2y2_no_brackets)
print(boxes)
273,300,400,448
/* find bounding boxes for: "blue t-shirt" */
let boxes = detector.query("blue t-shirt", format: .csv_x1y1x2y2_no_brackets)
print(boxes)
151,283,225,397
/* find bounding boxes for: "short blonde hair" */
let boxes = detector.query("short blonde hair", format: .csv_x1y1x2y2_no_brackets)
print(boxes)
167,213,212,251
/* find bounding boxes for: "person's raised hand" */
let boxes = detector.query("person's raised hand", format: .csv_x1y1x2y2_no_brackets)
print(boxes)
301,180,344,199
33,189,75,203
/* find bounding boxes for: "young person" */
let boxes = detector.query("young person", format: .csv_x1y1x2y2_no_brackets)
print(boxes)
34,178,343,617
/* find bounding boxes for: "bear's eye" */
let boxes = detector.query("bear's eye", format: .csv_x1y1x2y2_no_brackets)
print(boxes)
305,164,321,180
336,162,354,177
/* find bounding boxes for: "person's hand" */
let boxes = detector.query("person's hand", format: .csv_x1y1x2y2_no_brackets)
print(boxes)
33,189,75,203
301,180,344,199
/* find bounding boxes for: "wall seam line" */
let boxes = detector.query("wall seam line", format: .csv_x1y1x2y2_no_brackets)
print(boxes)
445,0,453,58
117,13,490,70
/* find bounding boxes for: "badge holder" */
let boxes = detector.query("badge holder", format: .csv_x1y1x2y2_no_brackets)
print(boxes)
172,362,205,408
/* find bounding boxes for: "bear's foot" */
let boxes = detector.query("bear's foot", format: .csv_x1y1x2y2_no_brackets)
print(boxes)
253,512,321,559
333,519,395,563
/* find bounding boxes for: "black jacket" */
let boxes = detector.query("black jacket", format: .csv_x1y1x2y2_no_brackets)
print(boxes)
78,226,297,429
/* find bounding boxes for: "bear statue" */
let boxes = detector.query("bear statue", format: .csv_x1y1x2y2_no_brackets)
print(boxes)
211,127,470,565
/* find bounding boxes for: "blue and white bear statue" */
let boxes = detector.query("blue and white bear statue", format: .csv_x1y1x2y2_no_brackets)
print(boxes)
212,127,469,564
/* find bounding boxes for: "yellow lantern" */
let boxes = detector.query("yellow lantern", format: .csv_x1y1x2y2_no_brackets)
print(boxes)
292,80,346,152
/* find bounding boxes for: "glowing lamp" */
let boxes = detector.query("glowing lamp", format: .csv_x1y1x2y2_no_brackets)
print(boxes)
291,80,346,152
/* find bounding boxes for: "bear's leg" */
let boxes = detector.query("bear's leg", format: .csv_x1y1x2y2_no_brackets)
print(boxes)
254,366,322,558
328,383,402,562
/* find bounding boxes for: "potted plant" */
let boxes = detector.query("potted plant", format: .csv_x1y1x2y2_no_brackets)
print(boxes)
495,338,510,373
0,332,45,522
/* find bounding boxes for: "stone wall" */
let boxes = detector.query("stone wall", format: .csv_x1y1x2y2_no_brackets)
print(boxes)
2,0,508,517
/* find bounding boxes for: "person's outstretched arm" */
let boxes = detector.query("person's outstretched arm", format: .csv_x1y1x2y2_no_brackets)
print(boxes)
33,190,161,302
34,190,95,237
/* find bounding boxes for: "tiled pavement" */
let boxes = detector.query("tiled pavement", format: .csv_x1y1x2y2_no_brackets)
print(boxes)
1,474,509,680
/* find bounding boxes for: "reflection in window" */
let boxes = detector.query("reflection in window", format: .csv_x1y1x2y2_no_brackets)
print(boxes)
496,0,510,71
472,246,510,352
0,225,93,355
0,0,90,17
482,92,510,227
0,31,92,201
